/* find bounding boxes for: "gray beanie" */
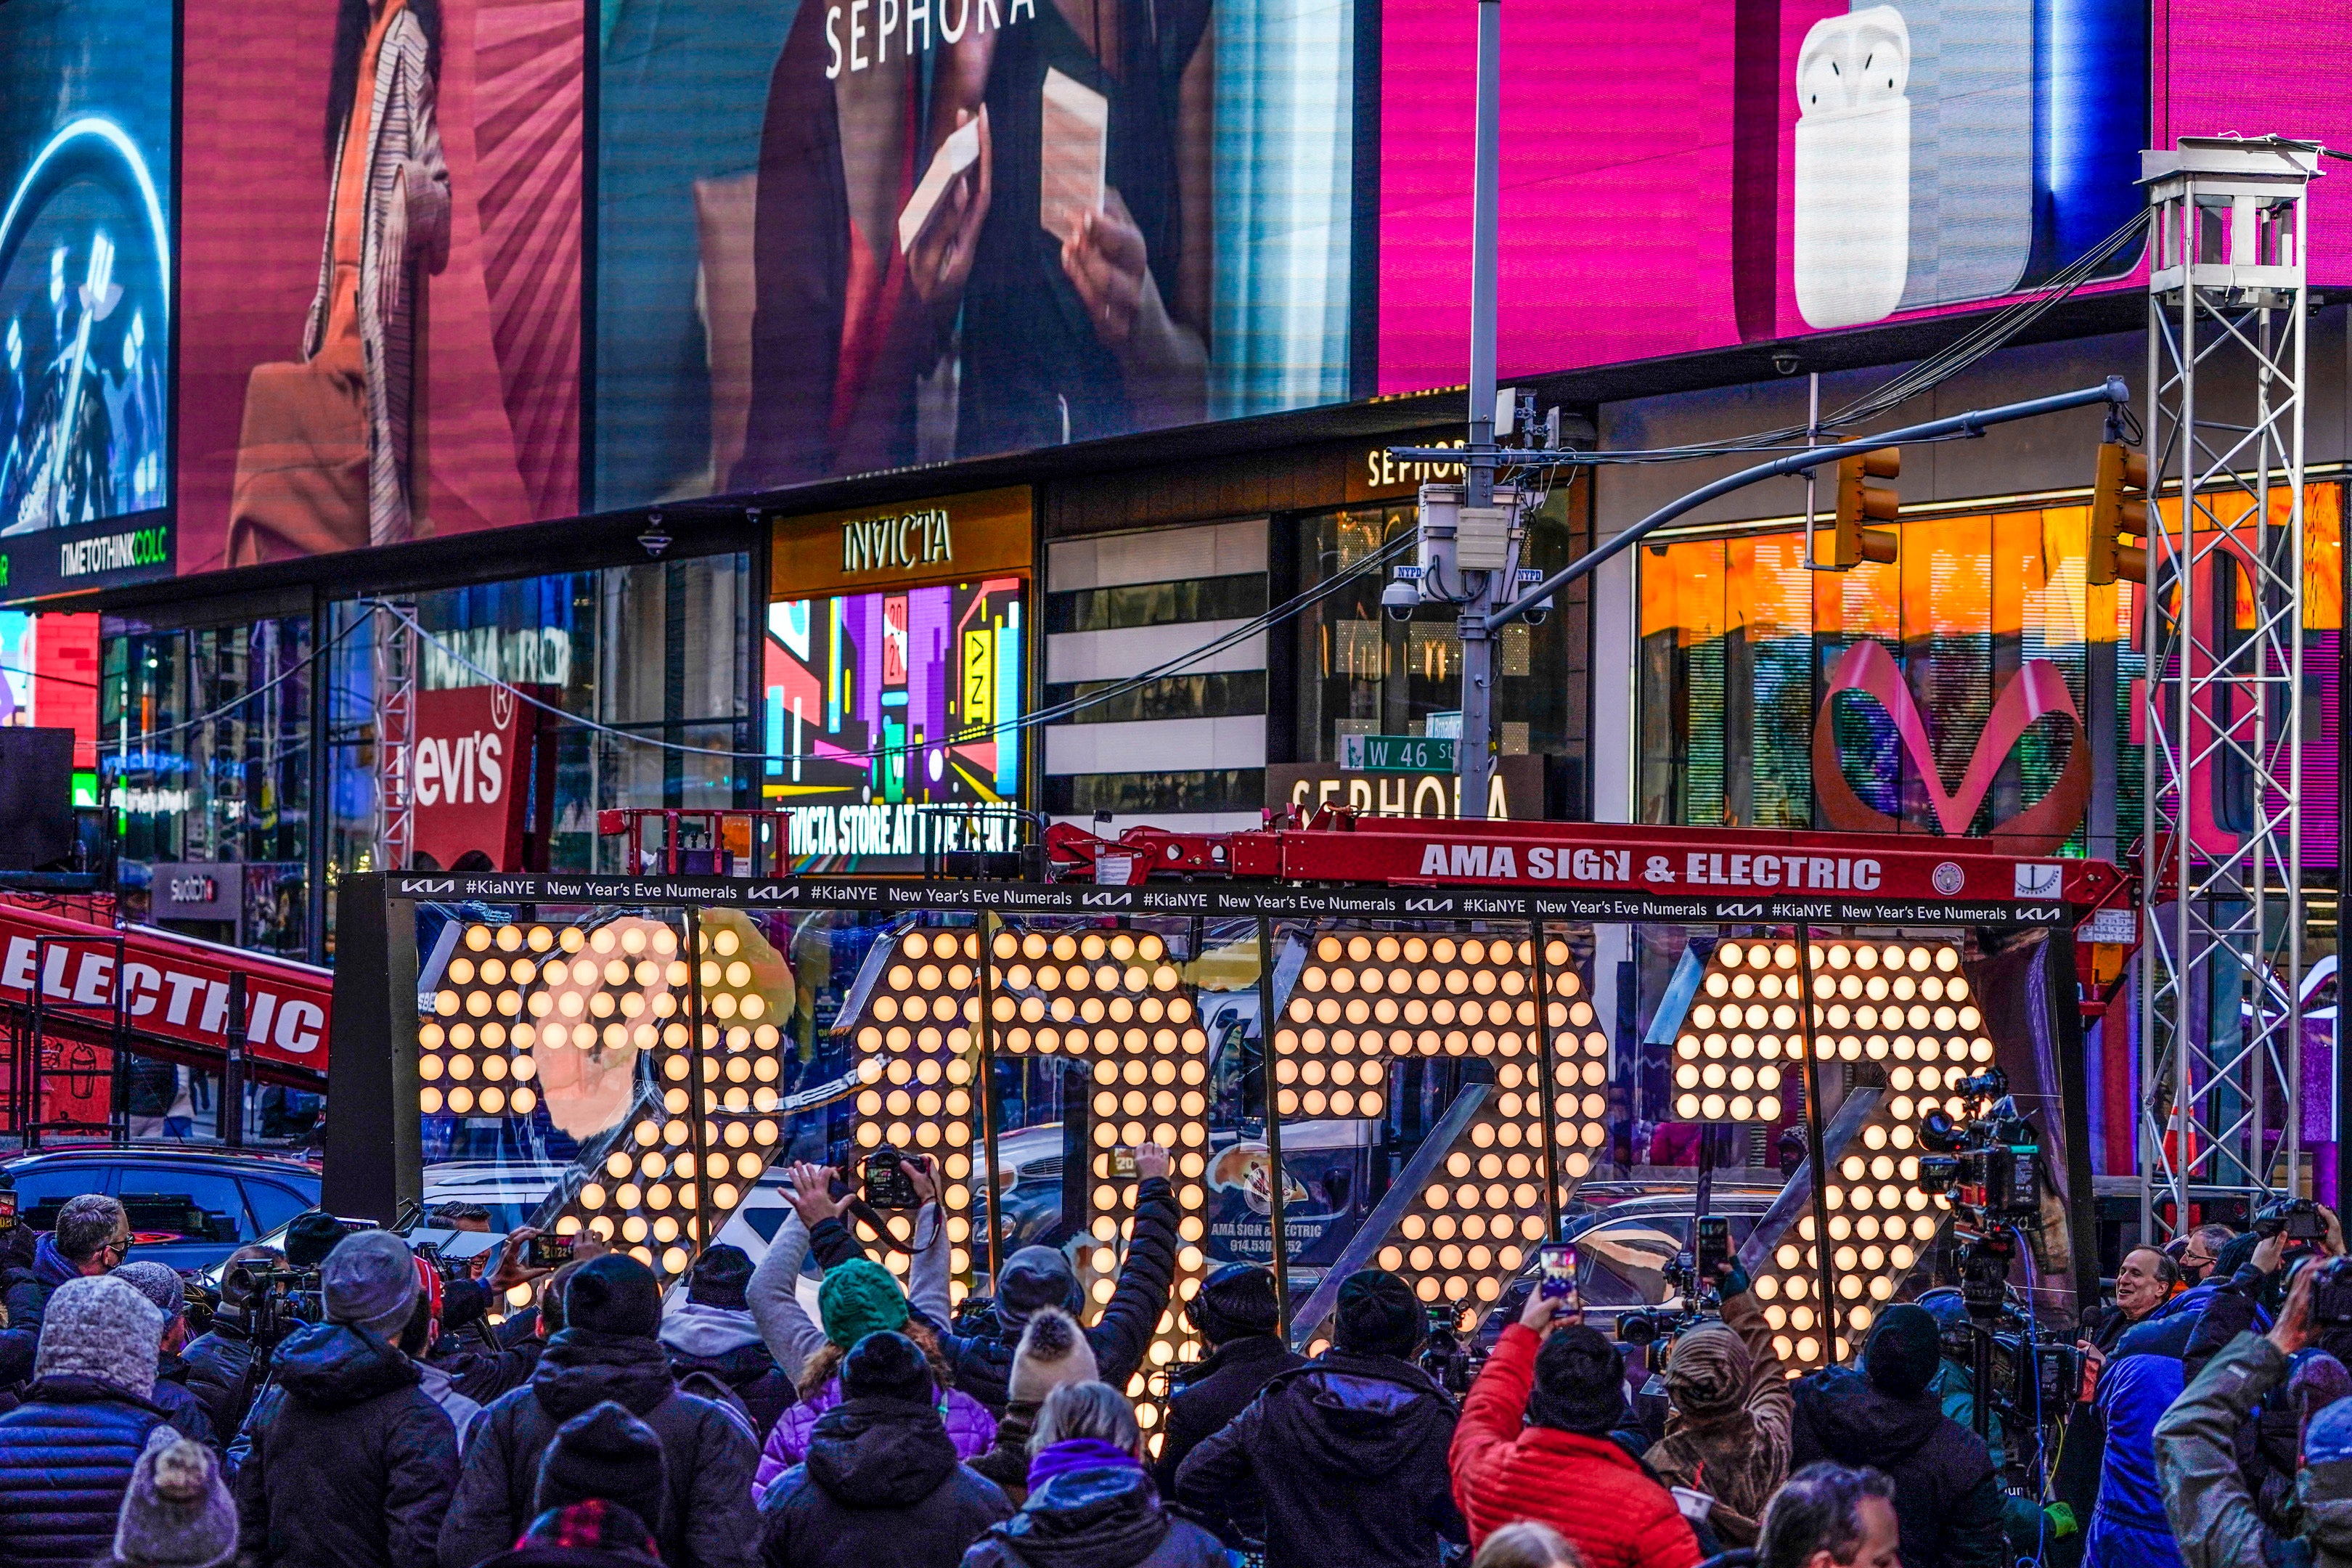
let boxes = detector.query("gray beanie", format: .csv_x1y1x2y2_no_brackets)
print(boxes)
37,1275,164,1400
113,1428,237,1568
322,1230,419,1338
112,1262,189,1323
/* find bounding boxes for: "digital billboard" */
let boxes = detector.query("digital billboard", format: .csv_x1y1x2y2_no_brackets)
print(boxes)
0,0,173,600
1378,0,2160,391
763,579,1024,862
595,0,1357,507
175,0,584,576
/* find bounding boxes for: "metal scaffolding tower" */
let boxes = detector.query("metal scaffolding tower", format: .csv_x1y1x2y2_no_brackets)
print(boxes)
2141,137,2322,1235
372,602,419,873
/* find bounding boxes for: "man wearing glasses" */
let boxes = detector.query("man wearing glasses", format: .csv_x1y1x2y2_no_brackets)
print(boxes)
4,1195,130,1340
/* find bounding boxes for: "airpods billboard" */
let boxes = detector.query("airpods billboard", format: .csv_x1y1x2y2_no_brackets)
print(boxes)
1373,0,2335,393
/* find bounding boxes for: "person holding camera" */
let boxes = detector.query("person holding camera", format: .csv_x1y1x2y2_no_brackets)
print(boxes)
2156,1257,2352,1568
436,1254,759,1568
1176,1269,1465,1568
181,1245,279,1441
1445,1275,1699,1568
1641,1259,1791,1549
232,1230,461,1568
933,1146,1183,1418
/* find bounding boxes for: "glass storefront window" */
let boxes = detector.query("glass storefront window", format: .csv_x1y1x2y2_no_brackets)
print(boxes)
101,616,313,952
327,556,755,913
1293,476,1593,808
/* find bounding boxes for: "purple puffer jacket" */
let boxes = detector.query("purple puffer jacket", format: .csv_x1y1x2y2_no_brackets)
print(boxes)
751,1375,998,1495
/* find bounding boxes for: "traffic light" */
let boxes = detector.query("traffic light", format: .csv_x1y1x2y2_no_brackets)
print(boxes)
2088,441,2149,586
1819,447,1900,570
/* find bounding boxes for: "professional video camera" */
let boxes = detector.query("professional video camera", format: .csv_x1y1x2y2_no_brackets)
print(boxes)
1418,1302,1484,1396
1916,1073,2043,1236
227,1259,327,1348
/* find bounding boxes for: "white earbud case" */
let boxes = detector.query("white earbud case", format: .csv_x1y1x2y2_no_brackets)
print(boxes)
1793,5,1912,329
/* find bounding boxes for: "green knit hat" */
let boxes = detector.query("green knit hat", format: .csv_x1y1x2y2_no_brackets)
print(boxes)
818,1259,909,1349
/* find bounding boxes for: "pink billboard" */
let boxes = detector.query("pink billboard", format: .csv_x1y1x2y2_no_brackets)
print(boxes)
1378,0,2348,396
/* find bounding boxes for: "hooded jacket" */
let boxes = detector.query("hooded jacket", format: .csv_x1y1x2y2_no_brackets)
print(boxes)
1174,1347,1464,1568
1,1233,81,1340
1789,1365,2004,1568
437,1326,760,1568
960,1467,1224,1568
2157,1330,2352,1568
757,1395,1011,1568
2085,1284,2213,1568
1149,1333,1304,1500
415,1357,485,1452
930,1179,1180,1415
663,1302,796,1441
180,1315,260,1438
756,1373,996,1495
1641,1291,1790,1548
1448,1323,1701,1568
0,1375,173,1568
231,1322,461,1568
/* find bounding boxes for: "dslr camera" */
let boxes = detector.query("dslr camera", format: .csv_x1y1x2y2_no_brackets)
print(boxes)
862,1148,924,1211
2255,1196,2327,1244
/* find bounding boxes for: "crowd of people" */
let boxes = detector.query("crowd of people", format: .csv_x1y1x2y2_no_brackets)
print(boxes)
0,1175,2345,1568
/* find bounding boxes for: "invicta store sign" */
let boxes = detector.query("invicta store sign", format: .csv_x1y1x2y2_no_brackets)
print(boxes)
841,507,953,576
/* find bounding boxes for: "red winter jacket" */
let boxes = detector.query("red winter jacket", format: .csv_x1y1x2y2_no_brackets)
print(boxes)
1448,1324,1702,1568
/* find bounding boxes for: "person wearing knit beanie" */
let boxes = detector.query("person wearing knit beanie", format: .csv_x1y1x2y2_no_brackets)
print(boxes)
1861,1304,1942,1400
321,1230,421,1340
1334,1268,1423,1359
564,1254,663,1339
1007,1309,1098,1407
105,1429,236,1568
815,1258,909,1349
0,1275,176,1568
38,1273,166,1402
533,1401,668,1532
840,1330,936,1405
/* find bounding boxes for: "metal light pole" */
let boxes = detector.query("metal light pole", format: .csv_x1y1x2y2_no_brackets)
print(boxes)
1455,0,1504,820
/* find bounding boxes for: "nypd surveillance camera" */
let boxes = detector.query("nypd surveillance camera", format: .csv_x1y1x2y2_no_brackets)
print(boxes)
1523,595,1553,627
1381,578,1421,622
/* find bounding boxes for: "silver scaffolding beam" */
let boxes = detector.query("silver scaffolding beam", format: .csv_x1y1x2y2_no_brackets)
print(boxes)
371,602,419,874
2141,137,2322,1236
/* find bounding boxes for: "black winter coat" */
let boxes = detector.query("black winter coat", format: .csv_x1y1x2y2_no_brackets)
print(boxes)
930,1177,1181,1414
151,1349,219,1453
430,1326,542,1406
1789,1368,2004,1568
1172,1349,1463,1568
437,1328,760,1568
1148,1334,1303,1499
961,1469,1224,1568
758,1395,1011,1568
0,1376,171,1568
181,1318,259,1437
232,1322,461,1568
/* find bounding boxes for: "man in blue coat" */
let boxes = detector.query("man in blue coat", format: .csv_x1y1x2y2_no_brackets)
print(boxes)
2083,1244,2237,1568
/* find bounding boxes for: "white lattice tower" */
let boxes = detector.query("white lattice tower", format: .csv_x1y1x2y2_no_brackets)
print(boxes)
2139,136,2320,1235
